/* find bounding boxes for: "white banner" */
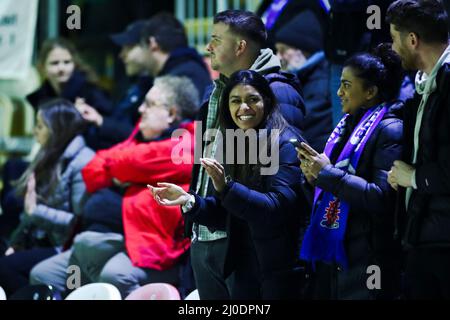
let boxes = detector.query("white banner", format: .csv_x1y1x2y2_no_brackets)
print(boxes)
0,0,38,80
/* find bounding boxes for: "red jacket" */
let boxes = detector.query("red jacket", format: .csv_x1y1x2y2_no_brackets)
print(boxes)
81,122,194,270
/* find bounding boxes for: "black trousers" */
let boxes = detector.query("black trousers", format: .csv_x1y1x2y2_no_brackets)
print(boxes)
404,248,450,299
190,238,261,300
0,247,57,296
0,158,28,241
82,187,124,234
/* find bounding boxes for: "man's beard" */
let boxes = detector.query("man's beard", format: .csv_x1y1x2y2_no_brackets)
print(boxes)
399,48,417,71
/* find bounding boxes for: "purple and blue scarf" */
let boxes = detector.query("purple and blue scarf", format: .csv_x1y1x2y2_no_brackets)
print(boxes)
300,104,388,269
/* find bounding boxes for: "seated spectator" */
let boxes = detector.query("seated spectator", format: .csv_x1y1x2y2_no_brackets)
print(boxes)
0,159,30,245
30,76,198,298
256,0,329,51
150,70,310,299
26,37,113,150
1,37,111,239
324,0,395,127
74,20,153,150
275,10,333,152
75,13,212,151
0,99,94,297
202,9,306,139
139,12,212,99
298,44,404,299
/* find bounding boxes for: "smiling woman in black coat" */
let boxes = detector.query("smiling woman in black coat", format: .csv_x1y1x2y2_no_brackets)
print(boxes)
149,70,310,300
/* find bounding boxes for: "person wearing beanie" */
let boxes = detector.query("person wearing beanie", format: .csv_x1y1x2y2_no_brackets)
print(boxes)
256,0,329,51
275,10,333,152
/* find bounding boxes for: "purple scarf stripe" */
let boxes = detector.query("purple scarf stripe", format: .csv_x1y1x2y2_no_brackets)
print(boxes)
301,104,388,269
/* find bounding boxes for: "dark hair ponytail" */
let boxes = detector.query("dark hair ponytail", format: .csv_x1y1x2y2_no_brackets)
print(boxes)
372,43,404,101
344,43,404,102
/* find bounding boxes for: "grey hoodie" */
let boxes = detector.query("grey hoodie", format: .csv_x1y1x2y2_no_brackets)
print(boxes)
250,49,306,130
249,48,282,74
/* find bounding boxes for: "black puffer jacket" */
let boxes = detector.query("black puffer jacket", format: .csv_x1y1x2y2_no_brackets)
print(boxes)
264,71,306,131
310,101,404,300
400,63,450,249
186,127,310,299
93,75,153,150
158,47,212,99
295,52,333,152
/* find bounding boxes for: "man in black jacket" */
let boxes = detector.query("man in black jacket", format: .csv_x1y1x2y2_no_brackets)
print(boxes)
139,12,212,100
387,0,450,299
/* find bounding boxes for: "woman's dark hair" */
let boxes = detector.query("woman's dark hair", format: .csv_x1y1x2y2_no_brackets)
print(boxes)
344,43,404,102
218,70,288,187
219,69,287,131
37,37,99,85
16,99,86,199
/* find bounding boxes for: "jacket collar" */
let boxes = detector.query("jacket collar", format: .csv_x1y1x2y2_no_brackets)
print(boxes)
135,120,192,143
61,135,87,160
249,48,281,75
61,70,88,101
348,100,403,129
293,51,325,77
415,44,450,96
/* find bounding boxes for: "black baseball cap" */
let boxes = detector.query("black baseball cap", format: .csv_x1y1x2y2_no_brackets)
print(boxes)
110,20,146,46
